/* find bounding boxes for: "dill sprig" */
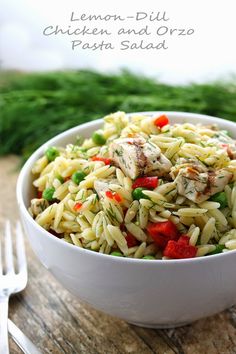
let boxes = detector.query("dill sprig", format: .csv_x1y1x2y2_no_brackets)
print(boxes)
1,70,236,161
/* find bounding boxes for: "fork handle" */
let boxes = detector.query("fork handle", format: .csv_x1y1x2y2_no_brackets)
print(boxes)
0,297,9,354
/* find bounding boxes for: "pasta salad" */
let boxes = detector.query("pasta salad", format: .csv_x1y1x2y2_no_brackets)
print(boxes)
29,112,236,260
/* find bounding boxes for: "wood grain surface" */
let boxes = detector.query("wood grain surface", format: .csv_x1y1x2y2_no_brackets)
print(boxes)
1,155,236,354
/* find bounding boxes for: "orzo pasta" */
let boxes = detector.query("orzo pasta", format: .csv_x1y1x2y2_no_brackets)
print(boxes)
29,112,236,260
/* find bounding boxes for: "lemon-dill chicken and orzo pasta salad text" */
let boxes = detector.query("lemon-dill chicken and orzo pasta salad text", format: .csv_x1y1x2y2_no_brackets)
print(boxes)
29,112,236,260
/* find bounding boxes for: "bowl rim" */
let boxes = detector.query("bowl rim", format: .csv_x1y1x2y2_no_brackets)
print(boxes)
16,110,236,265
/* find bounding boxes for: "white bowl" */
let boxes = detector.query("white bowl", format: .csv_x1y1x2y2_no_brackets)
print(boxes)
16,112,236,328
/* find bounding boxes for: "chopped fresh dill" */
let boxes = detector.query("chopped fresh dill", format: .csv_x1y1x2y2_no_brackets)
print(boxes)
115,149,123,157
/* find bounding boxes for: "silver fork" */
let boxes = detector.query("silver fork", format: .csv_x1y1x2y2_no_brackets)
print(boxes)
0,220,27,354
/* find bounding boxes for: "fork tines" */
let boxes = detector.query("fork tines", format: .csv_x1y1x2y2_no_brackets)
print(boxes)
0,220,27,275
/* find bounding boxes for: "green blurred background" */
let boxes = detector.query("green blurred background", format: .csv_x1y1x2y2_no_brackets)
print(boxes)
1,70,236,160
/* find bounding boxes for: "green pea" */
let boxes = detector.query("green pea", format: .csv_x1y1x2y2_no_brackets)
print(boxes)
142,255,156,260
92,130,106,145
45,147,59,162
208,244,224,256
110,251,123,257
210,191,228,209
56,175,64,184
72,171,86,185
132,187,150,201
42,187,55,201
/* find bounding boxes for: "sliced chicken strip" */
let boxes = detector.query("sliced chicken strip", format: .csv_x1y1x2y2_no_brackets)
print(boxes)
109,137,172,179
175,167,233,203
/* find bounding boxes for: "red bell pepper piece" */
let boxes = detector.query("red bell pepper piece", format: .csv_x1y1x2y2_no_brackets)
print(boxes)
177,235,190,246
154,114,169,128
163,240,197,259
91,156,111,165
147,221,179,249
74,202,83,211
132,177,159,190
105,190,122,202
105,191,114,199
125,232,138,248
113,192,122,203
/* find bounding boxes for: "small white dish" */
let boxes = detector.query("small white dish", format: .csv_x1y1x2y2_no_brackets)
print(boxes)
16,112,236,328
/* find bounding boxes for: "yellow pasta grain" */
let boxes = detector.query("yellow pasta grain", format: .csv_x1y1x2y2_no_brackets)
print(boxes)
81,228,96,241
200,217,215,245
225,239,236,250
125,223,147,242
189,226,200,246
175,208,207,217
134,242,147,258
53,202,64,229
36,203,57,226
107,225,128,255
124,201,139,223
32,156,48,174
208,209,228,227
199,201,220,210
196,245,216,257
70,233,82,247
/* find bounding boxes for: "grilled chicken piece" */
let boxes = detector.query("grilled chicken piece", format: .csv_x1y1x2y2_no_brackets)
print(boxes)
94,179,118,198
175,167,232,203
170,158,208,179
109,137,172,179
30,198,49,216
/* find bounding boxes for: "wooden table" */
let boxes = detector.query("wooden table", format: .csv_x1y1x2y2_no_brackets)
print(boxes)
2,155,236,354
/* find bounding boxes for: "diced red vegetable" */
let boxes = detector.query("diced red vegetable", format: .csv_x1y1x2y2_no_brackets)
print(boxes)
163,240,197,259
74,202,83,211
177,235,190,246
105,191,114,199
154,115,169,128
37,191,43,198
91,156,111,165
125,232,138,248
132,177,159,190
147,221,179,249
105,190,122,203
64,176,71,182
113,192,123,203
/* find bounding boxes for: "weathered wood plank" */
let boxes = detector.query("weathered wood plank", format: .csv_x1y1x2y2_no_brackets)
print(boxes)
1,155,236,354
